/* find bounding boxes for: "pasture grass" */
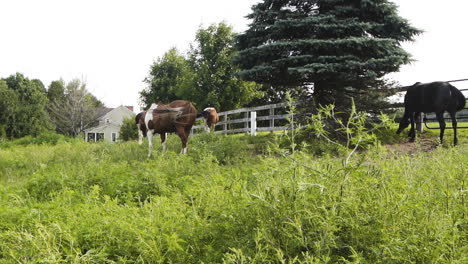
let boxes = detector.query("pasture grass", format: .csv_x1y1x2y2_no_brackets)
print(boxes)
0,128,466,263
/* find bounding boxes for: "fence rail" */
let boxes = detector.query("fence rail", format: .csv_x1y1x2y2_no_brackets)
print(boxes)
191,79,468,135
191,101,301,135
423,86,468,129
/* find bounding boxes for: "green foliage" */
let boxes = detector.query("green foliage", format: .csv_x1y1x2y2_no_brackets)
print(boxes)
140,48,193,109
46,79,65,103
0,130,466,263
140,23,262,111
186,22,262,111
235,0,422,109
0,73,52,139
119,116,138,141
0,132,75,149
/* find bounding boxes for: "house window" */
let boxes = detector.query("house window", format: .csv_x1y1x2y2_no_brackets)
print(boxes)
112,133,117,142
87,133,96,142
96,133,104,142
106,118,110,124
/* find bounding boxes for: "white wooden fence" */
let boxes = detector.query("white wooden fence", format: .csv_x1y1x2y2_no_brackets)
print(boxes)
191,101,302,136
191,79,468,135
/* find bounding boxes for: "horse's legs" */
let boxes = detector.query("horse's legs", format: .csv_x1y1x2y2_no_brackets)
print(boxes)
176,126,188,154
183,126,193,154
138,125,144,145
414,112,422,133
147,130,154,158
435,112,446,144
204,119,210,132
450,111,458,145
160,133,167,152
409,111,416,142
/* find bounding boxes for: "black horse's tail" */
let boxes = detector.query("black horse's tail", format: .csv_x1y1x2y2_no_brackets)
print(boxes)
135,112,143,125
449,84,466,111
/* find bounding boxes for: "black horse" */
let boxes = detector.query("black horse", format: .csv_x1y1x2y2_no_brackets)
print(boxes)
397,81,466,145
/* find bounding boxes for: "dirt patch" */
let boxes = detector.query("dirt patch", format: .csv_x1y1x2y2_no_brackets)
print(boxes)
384,136,439,156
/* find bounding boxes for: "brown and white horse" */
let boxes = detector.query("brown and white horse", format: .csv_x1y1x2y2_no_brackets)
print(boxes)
198,107,219,132
137,100,197,156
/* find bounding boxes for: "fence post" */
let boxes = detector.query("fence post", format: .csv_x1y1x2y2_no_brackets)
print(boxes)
269,107,275,131
223,114,228,135
244,112,249,134
250,111,257,136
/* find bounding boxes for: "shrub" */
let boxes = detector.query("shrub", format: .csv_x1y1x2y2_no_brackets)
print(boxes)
119,116,138,141
0,132,72,148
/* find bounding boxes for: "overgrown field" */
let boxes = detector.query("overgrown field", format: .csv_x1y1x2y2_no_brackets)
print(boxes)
0,130,466,263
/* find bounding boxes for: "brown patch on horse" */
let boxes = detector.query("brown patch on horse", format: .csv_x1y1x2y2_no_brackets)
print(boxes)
138,100,197,156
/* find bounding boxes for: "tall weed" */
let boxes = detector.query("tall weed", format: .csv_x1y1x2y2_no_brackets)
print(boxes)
0,130,466,263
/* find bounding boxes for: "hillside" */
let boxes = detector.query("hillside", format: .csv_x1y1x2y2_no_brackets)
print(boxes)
0,131,467,263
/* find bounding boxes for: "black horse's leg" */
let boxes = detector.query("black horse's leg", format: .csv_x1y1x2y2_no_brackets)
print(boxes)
435,112,446,144
450,111,458,145
409,111,416,142
414,112,422,133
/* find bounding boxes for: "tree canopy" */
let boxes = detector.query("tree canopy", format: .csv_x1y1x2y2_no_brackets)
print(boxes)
140,23,261,112
186,22,261,111
235,0,422,109
0,73,52,139
47,79,104,136
140,48,192,108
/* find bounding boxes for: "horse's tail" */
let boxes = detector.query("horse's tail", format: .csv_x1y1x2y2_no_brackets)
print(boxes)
449,84,466,111
135,112,143,125
187,102,197,118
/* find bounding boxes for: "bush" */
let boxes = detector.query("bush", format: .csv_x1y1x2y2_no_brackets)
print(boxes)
0,132,72,148
119,116,138,141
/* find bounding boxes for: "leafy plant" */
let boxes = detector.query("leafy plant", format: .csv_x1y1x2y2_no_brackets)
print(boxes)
119,116,138,141
0,130,466,263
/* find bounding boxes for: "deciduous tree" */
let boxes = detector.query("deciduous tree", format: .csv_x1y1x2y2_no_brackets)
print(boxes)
140,23,262,112
187,22,261,111
140,48,193,109
47,79,103,136
1,73,51,138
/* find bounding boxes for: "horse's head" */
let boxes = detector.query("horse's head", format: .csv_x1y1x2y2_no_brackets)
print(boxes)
396,118,410,134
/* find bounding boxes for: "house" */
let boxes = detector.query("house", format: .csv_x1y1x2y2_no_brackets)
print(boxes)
84,106,134,142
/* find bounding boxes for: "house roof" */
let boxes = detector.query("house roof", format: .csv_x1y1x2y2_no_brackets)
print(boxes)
85,105,135,132
96,107,114,118
84,122,120,133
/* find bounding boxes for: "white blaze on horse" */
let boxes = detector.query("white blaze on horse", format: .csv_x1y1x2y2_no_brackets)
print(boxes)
136,100,197,157
198,107,219,132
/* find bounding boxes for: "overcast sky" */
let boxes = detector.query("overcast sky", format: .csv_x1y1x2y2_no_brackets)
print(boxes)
1,0,467,112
